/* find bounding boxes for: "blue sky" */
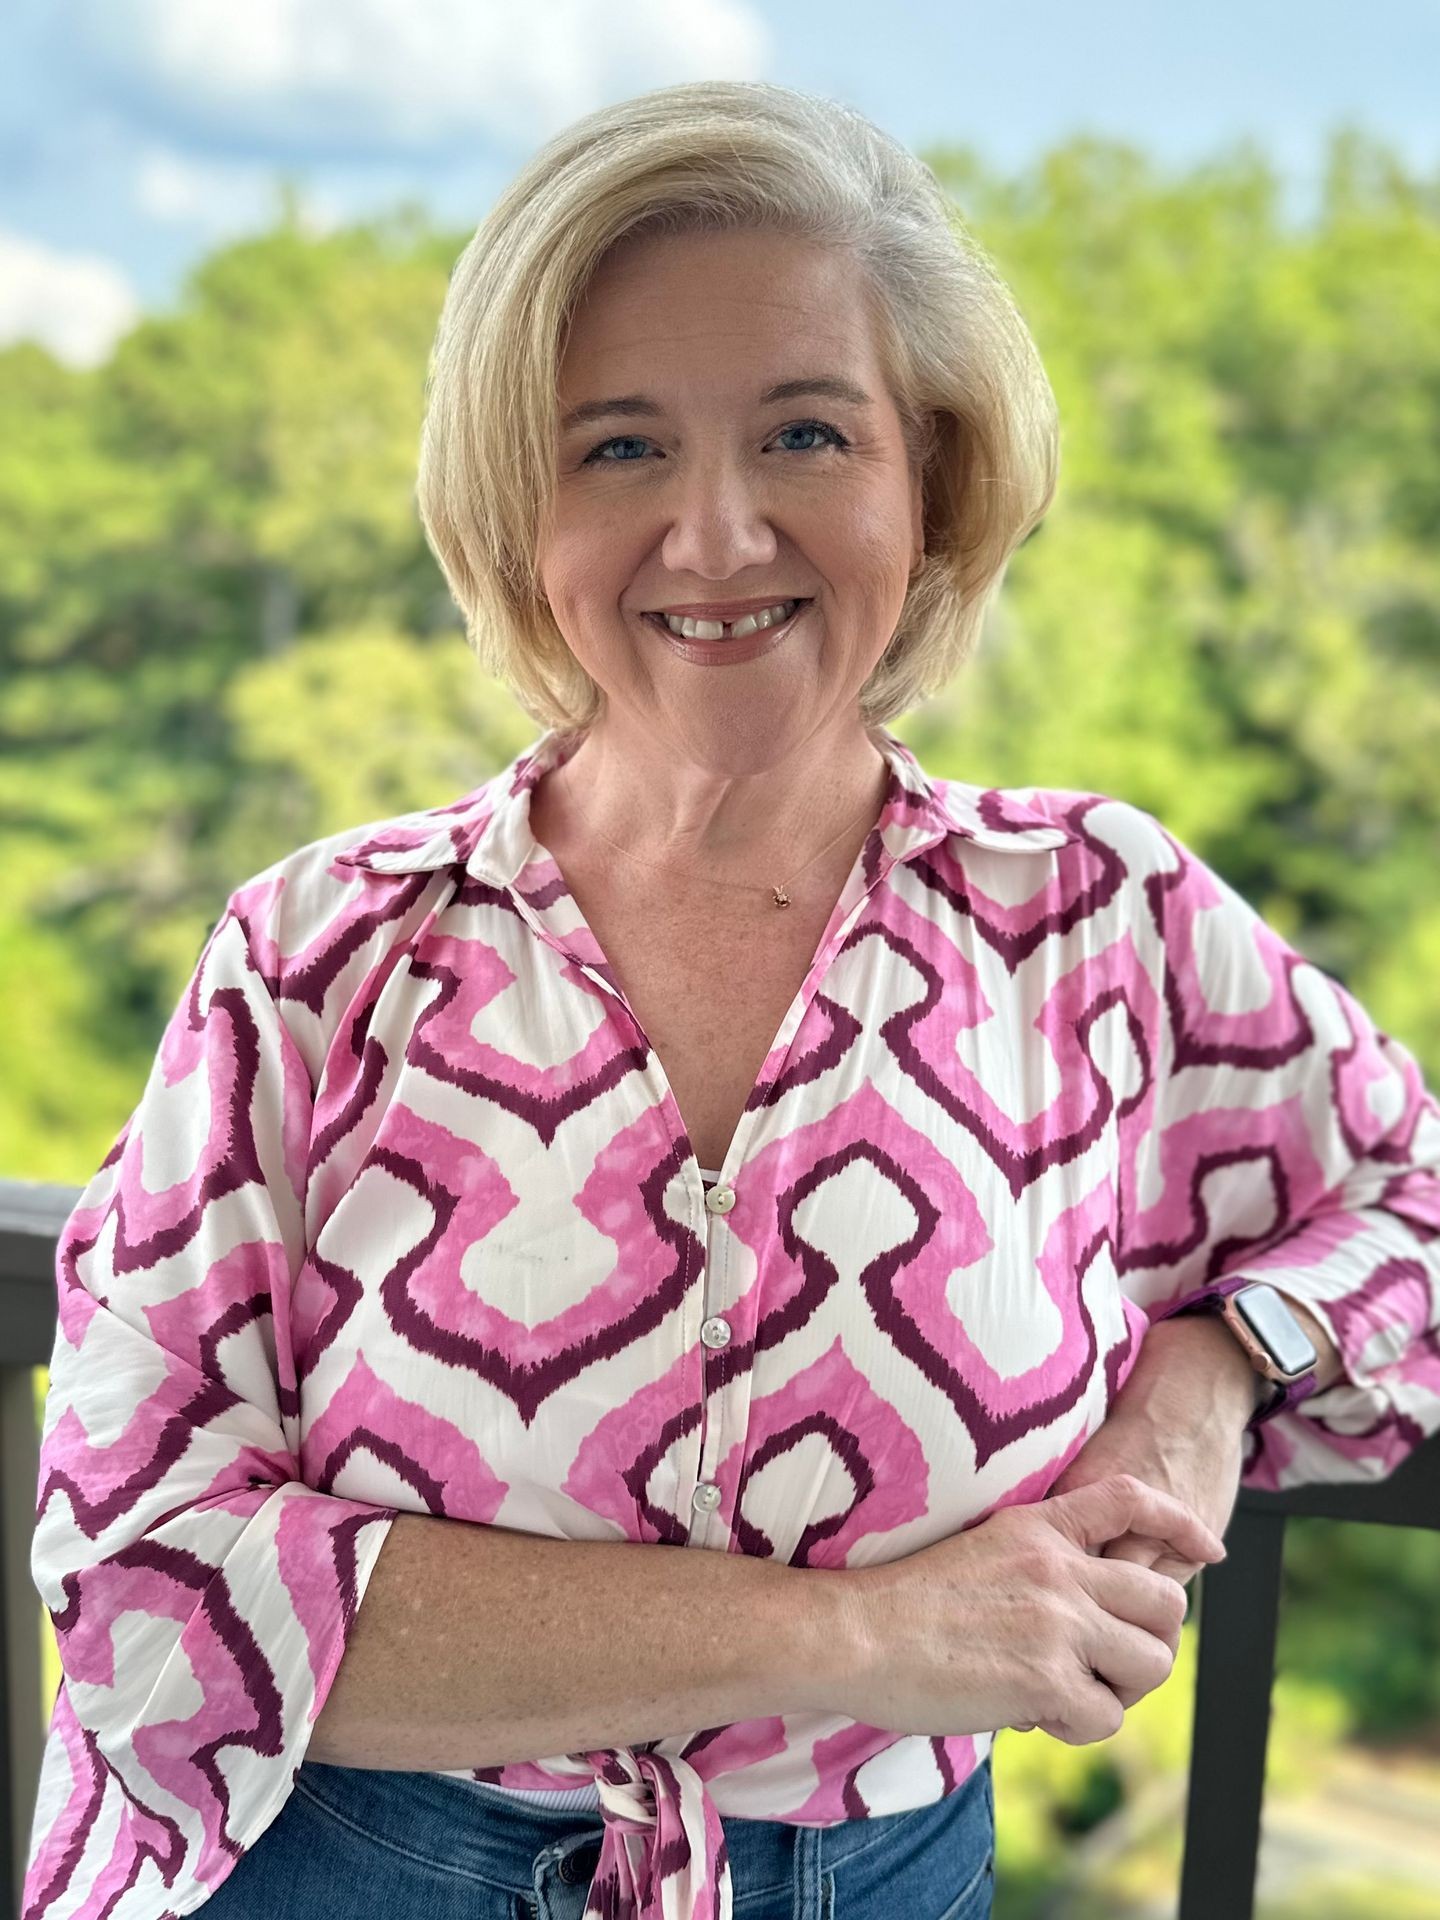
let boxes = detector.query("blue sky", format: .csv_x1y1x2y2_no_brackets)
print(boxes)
3,0,1436,367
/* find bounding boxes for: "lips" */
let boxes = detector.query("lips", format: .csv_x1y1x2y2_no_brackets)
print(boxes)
645,598,809,639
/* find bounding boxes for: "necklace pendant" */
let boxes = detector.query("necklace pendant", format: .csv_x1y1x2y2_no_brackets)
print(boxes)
772,885,791,909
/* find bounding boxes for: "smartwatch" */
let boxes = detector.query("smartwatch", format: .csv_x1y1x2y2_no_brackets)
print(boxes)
1163,1277,1322,1430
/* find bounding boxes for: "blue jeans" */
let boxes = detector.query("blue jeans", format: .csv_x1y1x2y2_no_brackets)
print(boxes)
196,1750,995,1919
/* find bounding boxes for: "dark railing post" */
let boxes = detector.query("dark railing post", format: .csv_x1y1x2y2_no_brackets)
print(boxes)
1181,1502,1288,1919
1,1363,44,1920
1181,1448,1440,1920
0,1179,74,1920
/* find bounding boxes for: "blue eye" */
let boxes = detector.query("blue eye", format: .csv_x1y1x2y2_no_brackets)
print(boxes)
583,435,651,464
579,419,850,466
774,420,848,454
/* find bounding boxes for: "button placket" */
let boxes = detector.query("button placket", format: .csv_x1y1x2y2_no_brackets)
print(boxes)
689,1177,738,1536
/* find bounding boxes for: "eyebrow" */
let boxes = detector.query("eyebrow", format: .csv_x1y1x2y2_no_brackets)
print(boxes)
559,376,875,434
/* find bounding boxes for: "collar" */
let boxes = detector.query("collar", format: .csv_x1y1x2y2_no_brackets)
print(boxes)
330,725,1076,883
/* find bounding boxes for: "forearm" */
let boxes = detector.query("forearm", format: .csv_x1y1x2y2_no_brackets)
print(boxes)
310,1512,864,1771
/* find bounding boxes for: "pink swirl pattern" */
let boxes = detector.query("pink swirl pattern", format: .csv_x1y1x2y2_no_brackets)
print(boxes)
23,724,1440,1919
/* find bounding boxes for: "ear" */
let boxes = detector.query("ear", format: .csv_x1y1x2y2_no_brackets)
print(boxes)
909,462,925,575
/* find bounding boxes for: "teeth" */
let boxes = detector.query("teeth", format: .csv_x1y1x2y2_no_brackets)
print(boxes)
657,599,800,640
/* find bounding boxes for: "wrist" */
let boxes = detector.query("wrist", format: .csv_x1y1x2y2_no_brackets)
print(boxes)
780,1562,879,1717
1143,1311,1264,1424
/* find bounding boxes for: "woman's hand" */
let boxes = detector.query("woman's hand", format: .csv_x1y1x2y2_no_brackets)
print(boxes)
1046,1316,1253,1584
838,1474,1227,1747
987,1317,1252,1736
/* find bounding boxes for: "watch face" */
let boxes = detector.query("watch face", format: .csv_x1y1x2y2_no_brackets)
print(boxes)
1233,1285,1319,1377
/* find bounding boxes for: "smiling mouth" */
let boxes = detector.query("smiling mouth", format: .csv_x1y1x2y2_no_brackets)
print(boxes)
643,598,810,641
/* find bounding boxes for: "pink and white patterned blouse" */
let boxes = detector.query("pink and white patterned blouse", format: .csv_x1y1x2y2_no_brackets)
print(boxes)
24,723,1440,1920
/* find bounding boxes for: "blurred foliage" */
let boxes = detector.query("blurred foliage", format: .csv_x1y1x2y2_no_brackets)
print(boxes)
1281,1515,1440,1734
4,125,1439,1896
991,1610,1356,1915
1259,1887,1440,1920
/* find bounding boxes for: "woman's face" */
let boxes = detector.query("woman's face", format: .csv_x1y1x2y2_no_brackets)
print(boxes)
537,227,924,765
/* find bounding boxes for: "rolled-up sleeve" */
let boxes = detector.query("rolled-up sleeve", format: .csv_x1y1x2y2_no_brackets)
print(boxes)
1115,809,1440,1489
24,895,399,1920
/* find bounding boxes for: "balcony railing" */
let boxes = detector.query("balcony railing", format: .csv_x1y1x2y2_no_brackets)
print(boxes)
2,1175,1437,1920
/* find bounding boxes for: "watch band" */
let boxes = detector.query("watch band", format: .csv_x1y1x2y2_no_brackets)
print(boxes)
1249,1367,1321,1427
1159,1276,1322,1432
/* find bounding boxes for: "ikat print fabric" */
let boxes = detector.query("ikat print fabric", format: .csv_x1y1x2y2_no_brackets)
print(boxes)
23,724,1440,1919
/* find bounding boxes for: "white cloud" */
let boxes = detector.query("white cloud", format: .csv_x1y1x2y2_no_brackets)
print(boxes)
63,0,772,158
132,148,270,226
132,146,341,236
0,230,141,367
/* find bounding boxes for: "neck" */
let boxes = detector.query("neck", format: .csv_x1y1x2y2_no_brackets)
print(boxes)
537,715,890,880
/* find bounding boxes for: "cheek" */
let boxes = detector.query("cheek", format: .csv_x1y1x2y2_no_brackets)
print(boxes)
808,472,915,563
541,530,628,619
824,511,913,591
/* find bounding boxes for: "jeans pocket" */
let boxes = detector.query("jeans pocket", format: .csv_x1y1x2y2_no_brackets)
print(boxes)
823,1848,993,1920
824,1766,994,1920
936,1846,994,1920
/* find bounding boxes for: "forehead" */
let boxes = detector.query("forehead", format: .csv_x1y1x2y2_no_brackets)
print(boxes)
559,229,882,384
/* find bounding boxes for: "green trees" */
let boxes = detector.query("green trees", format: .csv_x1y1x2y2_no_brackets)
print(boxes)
0,204,534,1178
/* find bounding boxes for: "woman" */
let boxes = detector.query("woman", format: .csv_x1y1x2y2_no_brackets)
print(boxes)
23,80,1440,1920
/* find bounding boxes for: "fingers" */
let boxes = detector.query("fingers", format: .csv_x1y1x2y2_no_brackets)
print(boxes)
1101,1535,1206,1584
1101,1523,1214,1599
1086,1605,1179,1708
1147,1552,1206,1585
1085,1552,1190,1651
1069,1474,1227,1565
1101,1534,1163,1568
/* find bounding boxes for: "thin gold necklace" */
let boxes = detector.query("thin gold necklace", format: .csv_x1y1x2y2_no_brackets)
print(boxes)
552,773,883,910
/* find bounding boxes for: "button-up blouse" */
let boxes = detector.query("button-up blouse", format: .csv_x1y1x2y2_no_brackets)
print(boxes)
23,724,1440,1920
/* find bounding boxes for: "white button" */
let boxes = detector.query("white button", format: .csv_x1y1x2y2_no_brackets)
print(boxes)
692,1481,722,1512
700,1317,731,1349
705,1184,735,1214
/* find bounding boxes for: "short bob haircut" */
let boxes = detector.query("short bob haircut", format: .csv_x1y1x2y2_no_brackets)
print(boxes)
416,79,1058,733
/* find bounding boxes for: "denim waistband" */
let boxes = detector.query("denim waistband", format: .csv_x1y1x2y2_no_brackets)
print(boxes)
291,1749,993,1900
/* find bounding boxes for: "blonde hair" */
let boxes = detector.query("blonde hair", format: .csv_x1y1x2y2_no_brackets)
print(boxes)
416,80,1058,732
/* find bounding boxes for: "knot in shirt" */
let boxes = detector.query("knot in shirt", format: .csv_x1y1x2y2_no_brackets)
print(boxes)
583,1744,732,1917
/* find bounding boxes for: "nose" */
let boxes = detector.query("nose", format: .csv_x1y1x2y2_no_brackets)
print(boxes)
659,459,779,583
